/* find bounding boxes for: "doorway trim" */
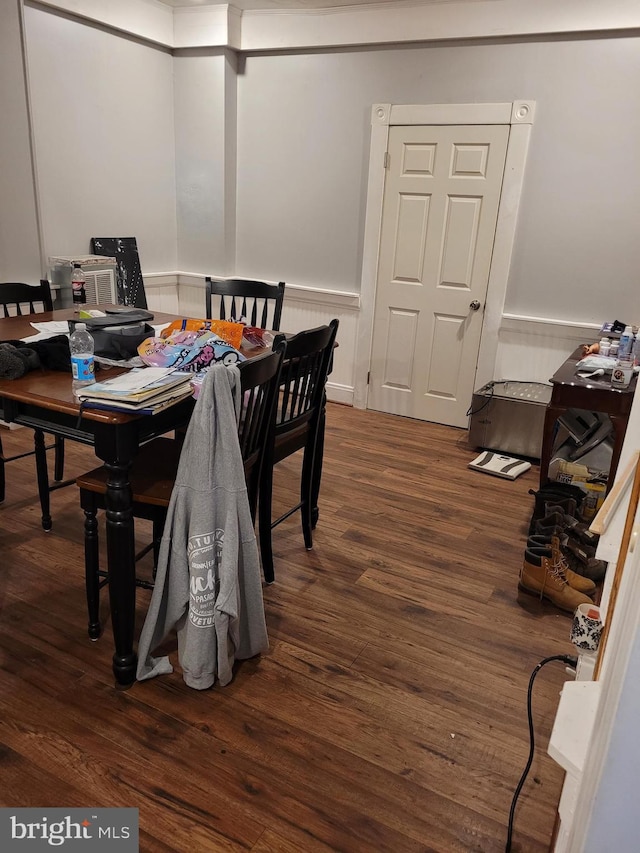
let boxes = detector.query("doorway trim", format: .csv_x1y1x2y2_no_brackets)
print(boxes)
355,100,536,411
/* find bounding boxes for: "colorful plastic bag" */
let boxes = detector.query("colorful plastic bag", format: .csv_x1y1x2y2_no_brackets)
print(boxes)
138,329,245,372
160,317,244,350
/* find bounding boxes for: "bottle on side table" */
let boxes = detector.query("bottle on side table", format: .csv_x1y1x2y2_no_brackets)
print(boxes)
618,325,634,360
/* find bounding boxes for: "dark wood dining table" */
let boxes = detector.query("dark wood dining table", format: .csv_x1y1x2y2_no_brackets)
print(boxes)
0,306,267,687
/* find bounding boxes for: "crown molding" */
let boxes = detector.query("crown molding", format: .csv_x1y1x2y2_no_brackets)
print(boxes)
27,0,640,52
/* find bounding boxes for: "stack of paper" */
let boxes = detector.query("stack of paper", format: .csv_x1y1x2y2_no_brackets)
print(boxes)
77,368,193,414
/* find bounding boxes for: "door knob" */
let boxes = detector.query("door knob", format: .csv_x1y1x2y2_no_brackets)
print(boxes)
469,300,481,311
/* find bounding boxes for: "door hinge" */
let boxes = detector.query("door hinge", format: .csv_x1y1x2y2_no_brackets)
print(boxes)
367,371,371,384
383,151,390,170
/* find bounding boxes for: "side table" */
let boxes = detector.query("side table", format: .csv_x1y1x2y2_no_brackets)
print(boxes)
539,348,637,494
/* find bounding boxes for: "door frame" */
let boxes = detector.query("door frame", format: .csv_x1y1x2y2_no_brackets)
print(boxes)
355,100,536,411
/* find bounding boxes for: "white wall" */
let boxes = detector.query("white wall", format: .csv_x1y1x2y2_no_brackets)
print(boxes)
7,5,640,397
0,0,42,282
582,629,640,851
235,36,640,325
173,48,237,276
23,5,177,274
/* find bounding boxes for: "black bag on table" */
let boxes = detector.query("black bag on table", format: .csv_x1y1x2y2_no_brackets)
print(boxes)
69,311,155,361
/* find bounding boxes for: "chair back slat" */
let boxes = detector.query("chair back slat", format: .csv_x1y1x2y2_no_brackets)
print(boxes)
206,277,286,331
237,341,286,518
272,320,339,450
0,280,54,318
257,319,338,583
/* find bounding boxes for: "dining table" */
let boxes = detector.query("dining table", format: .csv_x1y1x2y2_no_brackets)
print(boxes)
0,305,270,687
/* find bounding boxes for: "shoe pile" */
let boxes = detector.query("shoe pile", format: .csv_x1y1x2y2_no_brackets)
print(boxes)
519,484,608,612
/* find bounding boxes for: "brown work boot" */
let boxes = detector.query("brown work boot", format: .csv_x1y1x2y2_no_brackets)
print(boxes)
544,498,579,518
519,548,594,613
527,534,596,595
543,506,600,546
564,536,608,583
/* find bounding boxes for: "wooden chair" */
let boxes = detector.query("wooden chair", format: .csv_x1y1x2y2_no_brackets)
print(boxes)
205,277,285,330
259,319,339,583
0,280,69,529
76,344,285,639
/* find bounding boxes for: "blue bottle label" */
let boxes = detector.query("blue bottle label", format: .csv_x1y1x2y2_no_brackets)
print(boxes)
72,355,95,382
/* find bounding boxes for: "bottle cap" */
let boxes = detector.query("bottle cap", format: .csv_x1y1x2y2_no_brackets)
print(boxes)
76,323,87,331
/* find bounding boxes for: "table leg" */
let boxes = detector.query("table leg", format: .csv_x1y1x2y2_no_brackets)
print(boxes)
94,427,138,687
539,403,565,489
607,413,630,495
33,428,52,531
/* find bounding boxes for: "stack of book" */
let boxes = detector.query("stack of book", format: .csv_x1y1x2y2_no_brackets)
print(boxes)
77,368,193,415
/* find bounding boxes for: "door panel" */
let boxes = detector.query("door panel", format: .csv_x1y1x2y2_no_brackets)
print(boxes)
382,308,418,389
369,124,509,427
394,195,430,282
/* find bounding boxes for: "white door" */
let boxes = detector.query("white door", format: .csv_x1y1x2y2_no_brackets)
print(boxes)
368,124,509,428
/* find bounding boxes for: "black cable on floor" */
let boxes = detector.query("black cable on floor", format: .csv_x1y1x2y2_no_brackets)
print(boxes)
505,654,578,853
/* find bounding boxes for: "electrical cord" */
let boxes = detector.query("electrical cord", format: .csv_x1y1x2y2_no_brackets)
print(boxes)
466,380,499,417
505,654,578,853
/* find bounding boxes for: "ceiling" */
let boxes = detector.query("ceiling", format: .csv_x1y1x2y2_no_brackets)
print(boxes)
160,0,460,10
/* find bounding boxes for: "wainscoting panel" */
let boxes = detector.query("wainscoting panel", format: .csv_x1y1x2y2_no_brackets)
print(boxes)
147,273,603,413
494,316,599,385
176,277,358,405
146,281,179,314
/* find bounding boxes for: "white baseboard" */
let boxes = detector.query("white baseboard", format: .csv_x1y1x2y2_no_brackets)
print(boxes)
326,382,354,406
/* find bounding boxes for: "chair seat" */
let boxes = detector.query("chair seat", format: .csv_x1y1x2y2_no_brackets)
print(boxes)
272,422,310,464
76,437,181,507
77,346,285,640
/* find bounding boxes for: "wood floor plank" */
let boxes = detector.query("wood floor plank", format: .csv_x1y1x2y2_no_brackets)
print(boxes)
0,406,573,851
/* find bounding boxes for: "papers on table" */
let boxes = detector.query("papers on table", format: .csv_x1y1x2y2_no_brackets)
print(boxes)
80,388,194,415
86,366,179,394
76,368,194,414
31,321,70,335
21,320,72,343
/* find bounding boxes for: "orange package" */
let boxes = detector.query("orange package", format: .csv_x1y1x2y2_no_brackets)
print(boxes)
160,317,244,350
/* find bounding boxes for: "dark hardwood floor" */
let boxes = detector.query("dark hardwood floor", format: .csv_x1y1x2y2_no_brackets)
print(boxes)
0,404,572,852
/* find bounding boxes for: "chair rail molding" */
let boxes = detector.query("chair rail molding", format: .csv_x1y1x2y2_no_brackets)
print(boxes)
355,100,535,411
147,270,601,402
147,272,358,406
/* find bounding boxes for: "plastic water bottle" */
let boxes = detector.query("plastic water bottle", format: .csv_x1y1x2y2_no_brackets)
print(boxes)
71,262,86,311
632,335,640,367
618,325,634,360
70,323,95,392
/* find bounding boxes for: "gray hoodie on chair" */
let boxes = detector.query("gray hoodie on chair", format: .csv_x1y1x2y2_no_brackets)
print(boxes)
136,363,268,689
